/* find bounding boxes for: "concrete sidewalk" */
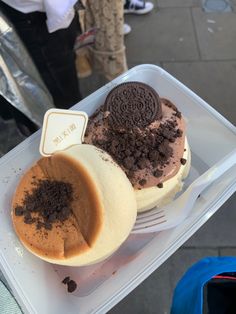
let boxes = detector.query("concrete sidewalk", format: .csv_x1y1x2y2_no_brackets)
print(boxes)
0,1,236,313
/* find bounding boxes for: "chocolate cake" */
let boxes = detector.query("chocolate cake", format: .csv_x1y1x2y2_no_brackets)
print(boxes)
84,81,187,190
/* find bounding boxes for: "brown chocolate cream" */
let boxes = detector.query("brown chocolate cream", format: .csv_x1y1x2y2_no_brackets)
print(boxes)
84,82,186,189
12,153,103,260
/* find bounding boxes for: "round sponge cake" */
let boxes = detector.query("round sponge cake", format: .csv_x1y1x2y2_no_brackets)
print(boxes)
12,144,137,266
84,82,191,213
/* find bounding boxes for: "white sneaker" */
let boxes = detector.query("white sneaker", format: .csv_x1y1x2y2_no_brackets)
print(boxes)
124,0,154,14
123,23,132,35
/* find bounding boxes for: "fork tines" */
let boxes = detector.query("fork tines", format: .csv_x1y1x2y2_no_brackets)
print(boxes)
133,208,167,231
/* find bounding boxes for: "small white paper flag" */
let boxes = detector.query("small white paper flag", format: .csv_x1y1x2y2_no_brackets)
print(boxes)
39,109,88,157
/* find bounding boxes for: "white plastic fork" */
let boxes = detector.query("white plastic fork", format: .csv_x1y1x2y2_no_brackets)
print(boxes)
132,148,236,234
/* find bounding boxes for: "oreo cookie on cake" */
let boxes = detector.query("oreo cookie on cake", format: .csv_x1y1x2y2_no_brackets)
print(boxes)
105,82,162,130
84,81,191,212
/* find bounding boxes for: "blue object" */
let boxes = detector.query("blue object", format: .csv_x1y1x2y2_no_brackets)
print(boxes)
171,257,236,314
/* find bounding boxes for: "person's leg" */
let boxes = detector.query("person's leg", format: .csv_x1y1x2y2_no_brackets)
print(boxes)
0,96,38,136
0,2,82,109
0,96,12,120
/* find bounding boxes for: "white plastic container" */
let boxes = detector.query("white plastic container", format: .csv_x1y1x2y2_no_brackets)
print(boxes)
0,65,235,314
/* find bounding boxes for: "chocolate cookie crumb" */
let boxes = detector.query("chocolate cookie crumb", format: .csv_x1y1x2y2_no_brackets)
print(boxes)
62,277,77,293
149,150,159,161
92,116,179,186
67,280,77,293
176,129,183,138
62,276,70,284
123,156,135,169
180,158,187,165
175,111,182,119
14,206,24,216
24,216,35,224
157,183,163,188
153,169,163,178
137,158,148,169
139,179,147,186
14,180,73,230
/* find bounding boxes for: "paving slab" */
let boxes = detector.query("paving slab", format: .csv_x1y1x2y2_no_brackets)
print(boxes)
125,8,199,63
109,263,171,314
232,0,236,7
219,248,236,256
167,248,219,291
184,193,236,247
109,248,218,314
80,64,162,95
157,0,200,8
192,7,236,60
80,72,108,98
127,61,161,70
163,61,236,125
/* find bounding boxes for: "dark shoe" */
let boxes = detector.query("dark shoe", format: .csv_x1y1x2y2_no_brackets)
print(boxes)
124,0,154,14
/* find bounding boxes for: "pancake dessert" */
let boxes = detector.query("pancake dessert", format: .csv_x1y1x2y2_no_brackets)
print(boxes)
84,82,191,212
12,144,137,266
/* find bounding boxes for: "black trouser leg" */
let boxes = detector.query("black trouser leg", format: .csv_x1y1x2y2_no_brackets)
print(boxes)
0,2,82,110
0,95,38,135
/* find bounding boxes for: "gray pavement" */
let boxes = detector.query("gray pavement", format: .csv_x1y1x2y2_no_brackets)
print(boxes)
0,1,236,313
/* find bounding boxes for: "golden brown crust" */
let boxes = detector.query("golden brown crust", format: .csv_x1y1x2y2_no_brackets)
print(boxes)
12,154,103,260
